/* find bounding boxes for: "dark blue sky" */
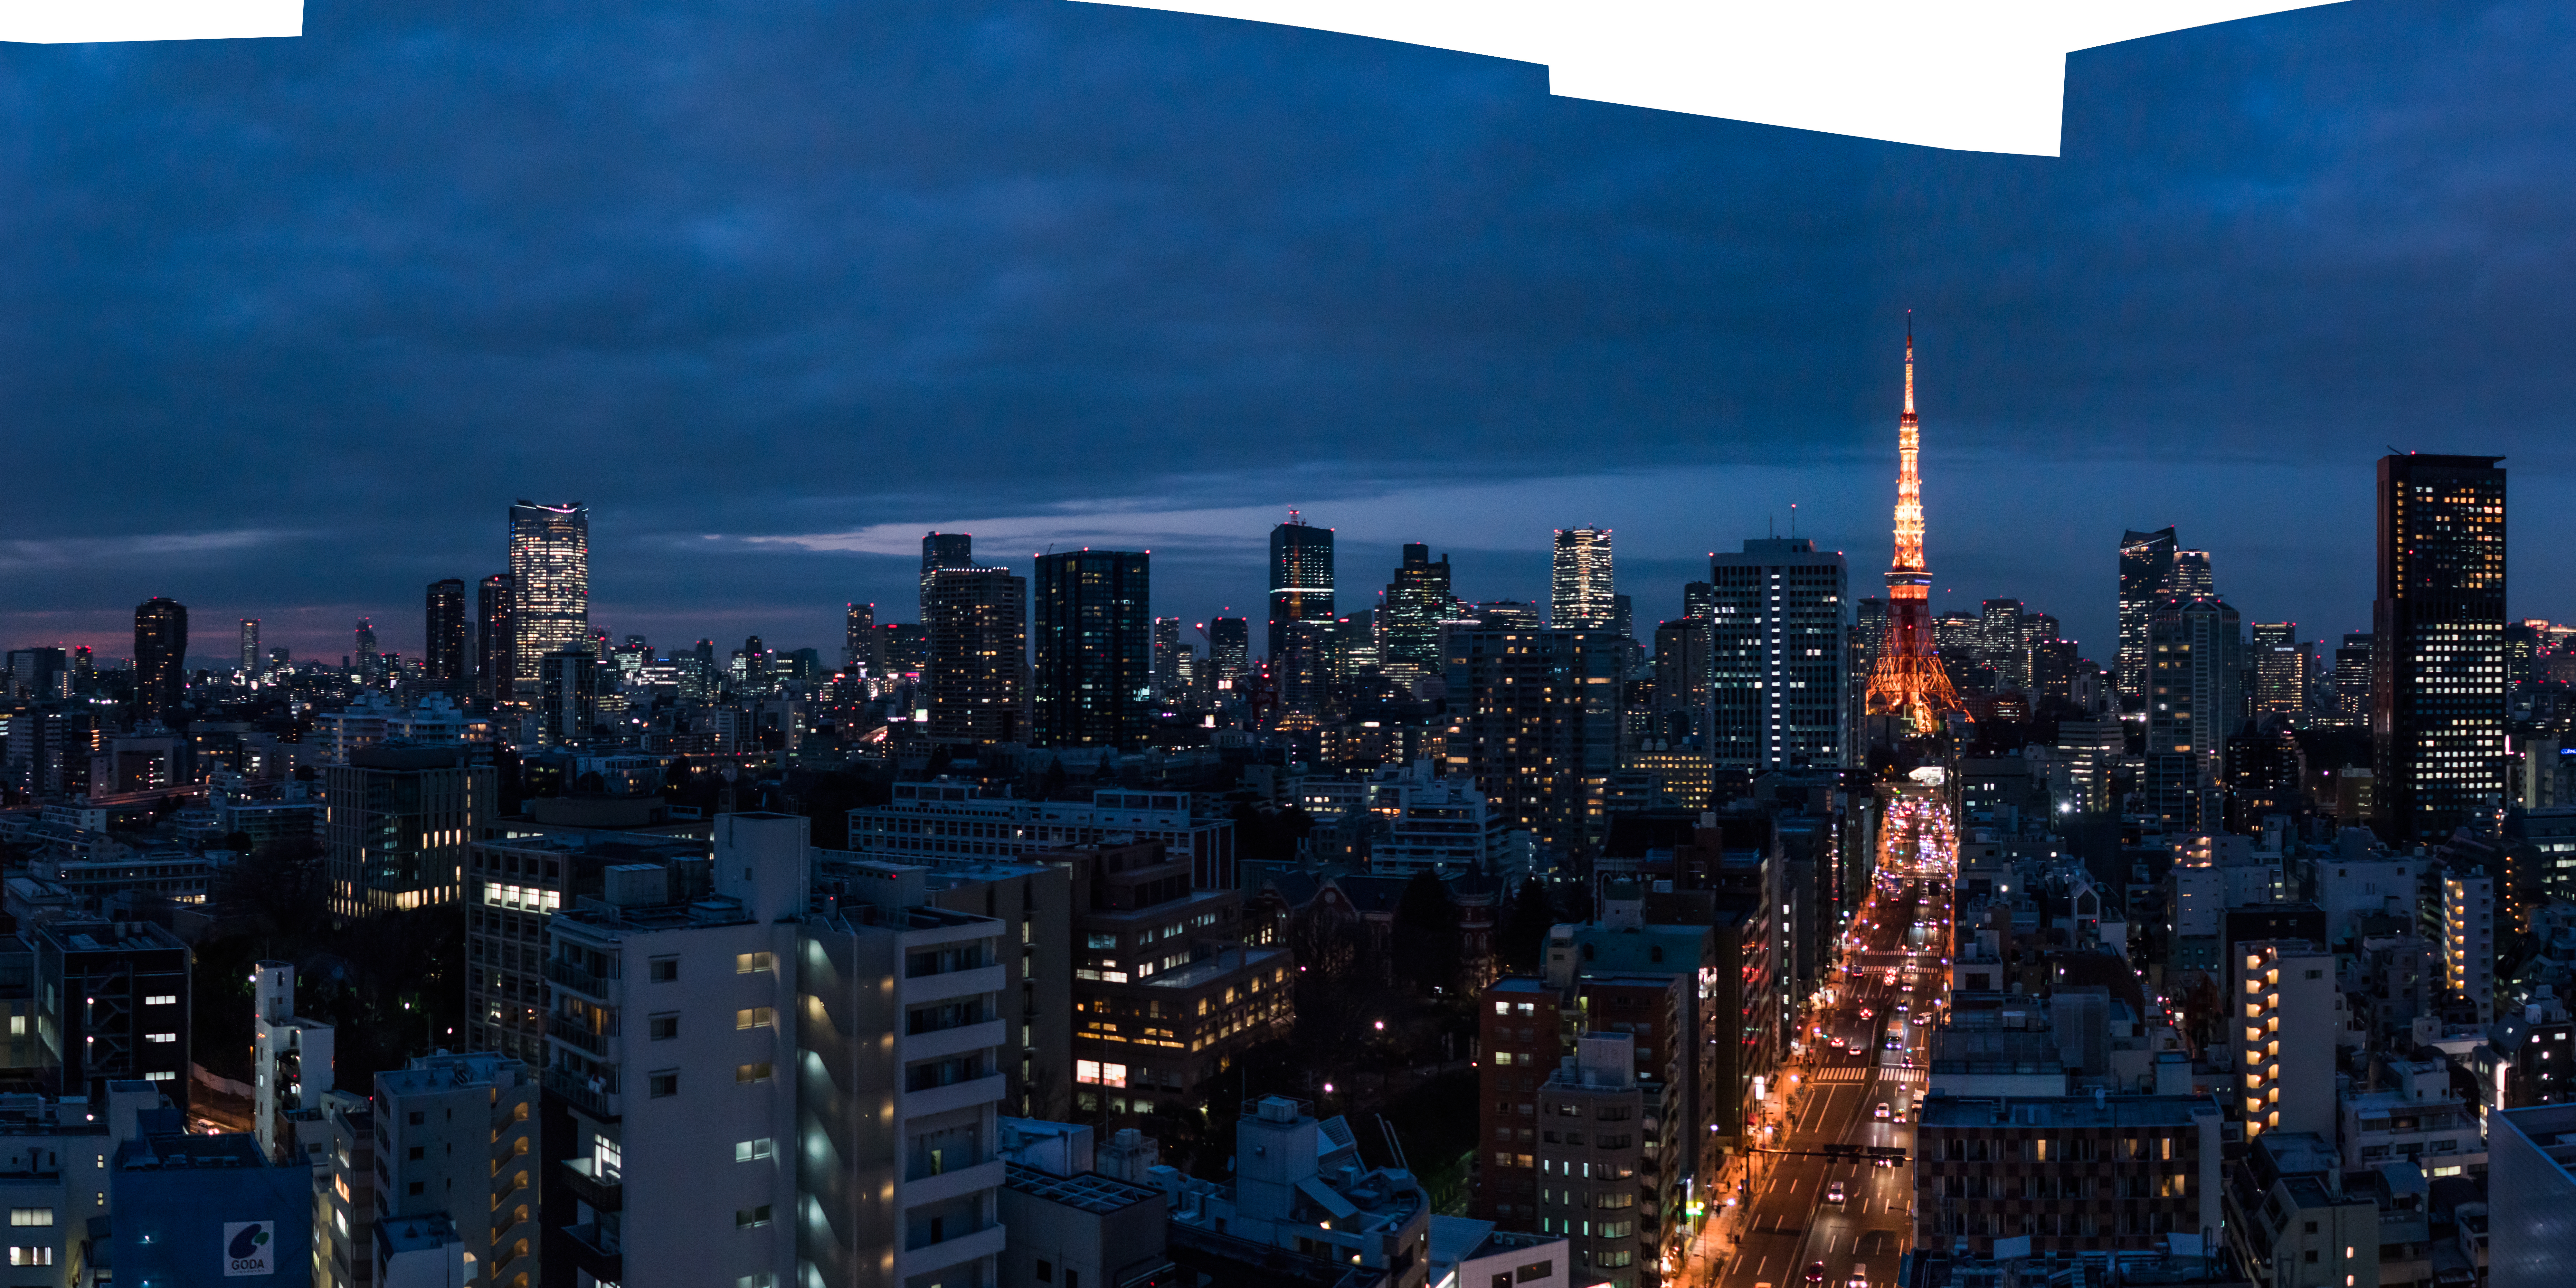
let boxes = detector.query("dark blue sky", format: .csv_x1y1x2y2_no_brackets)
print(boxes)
2,0,2569,665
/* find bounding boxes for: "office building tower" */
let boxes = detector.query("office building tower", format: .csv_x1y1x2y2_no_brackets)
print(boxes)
1266,511,1334,662
354,617,381,684
1535,1033,1655,1282
507,501,590,697
322,743,494,919
1862,330,1966,736
1151,616,1186,703
2030,637,2079,708
2332,632,2374,722
478,572,515,701
1443,626,1622,848
921,530,975,614
2233,939,2336,1139
2374,453,2509,842
2249,622,2306,719
1710,538,1849,770
1380,543,1454,676
1205,617,1249,690
5,647,70,701
2172,549,2214,597
2118,526,2179,708
1978,598,2028,692
926,566,1028,744
876,622,929,679
239,618,261,677
424,578,468,684
33,917,191,1106
133,595,188,723
2057,718,2125,814
375,1052,542,1288
1549,527,1615,630
1651,617,1712,740
843,601,880,674
539,649,602,746
1032,549,1151,749
2145,595,2244,829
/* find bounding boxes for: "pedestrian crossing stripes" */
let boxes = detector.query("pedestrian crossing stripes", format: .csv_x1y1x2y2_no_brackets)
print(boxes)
1808,1066,1927,1084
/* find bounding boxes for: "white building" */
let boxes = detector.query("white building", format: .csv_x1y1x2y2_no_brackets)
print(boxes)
2314,848,2420,948
2444,871,2497,1012
250,961,334,1163
372,1052,542,1288
2234,940,2339,1141
2339,1057,2486,1179
848,782,1237,890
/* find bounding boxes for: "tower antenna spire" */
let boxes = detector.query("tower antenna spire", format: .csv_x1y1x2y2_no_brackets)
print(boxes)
1865,315,1967,738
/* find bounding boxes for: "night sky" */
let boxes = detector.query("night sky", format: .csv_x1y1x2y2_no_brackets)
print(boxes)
2,0,2569,667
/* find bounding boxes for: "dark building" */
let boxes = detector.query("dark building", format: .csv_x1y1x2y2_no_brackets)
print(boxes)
323,743,494,919
1151,616,1187,704
926,565,1028,744
1651,617,1712,739
425,577,469,684
2332,631,2374,723
133,595,188,724
1709,538,1848,770
539,649,601,747
1266,513,1334,663
34,917,192,1106
1033,549,1152,750
844,601,880,674
1380,542,1454,676
1205,617,1249,691
477,572,514,702
2374,453,2509,843
1472,976,1566,1225
1443,627,1623,849
2117,526,2179,711
921,530,974,617
1914,1094,2225,1260
878,621,930,677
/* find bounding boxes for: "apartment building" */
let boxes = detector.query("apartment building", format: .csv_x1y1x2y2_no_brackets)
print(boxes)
374,1052,542,1288
1912,1093,2225,1260
2441,870,2496,1012
2233,940,2338,1139
848,782,1238,891
1474,977,1569,1224
468,830,710,1065
2337,1056,2484,1178
1536,1034,1654,1288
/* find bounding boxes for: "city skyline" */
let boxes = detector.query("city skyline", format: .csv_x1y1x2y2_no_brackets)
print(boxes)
3,0,2573,660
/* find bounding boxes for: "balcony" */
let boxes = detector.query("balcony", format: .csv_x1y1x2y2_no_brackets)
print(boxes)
545,1065,619,1120
546,956,611,999
901,962,1006,1008
899,1069,1006,1119
900,1158,1005,1209
562,1217,623,1284
547,1012,612,1056
904,1018,1006,1065
896,1221,1006,1281
561,1157,622,1213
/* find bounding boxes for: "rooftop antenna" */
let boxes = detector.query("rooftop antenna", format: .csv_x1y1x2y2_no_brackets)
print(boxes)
1790,503,1798,537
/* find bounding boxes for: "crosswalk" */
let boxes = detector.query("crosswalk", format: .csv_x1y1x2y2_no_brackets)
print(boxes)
1810,1066,1927,1084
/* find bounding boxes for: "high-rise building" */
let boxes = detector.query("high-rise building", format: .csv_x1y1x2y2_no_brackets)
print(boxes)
373,1053,542,1288
354,618,381,684
1709,538,1848,769
322,743,494,918
2442,870,2496,1011
239,618,261,677
1032,550,1151,750
5,646,70,701
2332,632,2374,722
1266,512,1333,663
424,579,468,684
1205,616,1249,691
1379,543,1454,676
1151,616,1186,703
2250,622,2307,719
2117,526,2179,709
1443,626,1622,848
920,530,974,617
2374,453,2508,843
1978,598,2028,692
2172,549,2214,597
843,602,879,674
2233,939,2336,1139
1862,329,1966,737
1549,527,1615,630
507,501,590,698
2144,595,2244,830
133,596,188,723
925,565,1028,744
478,573,515,702
540,649,602,747
1651,617,1712,741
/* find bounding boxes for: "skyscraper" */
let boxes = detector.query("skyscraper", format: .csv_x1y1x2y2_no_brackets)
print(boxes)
476,573,514,702
1862,327,1966,737
507,501,589,698
1443,626,1622,848
2374,453,2508,842
424,579,468,684
2171,549,2214,597
539,649,601,747
1032,549,1151,750
1267,512,1334,662
920,531,974,619
1550,527,1616,630
354,618,380,684
2332,632,2374,723
239,618,261,677
1711,538,1849,769
2145,595,2244,830
925,565,1028,744
1651,617,1712,740
134,596,188,724
1151,616,1186,703
1378,543,1454,676
1205,617,1249,691
2250,622,2306,719
844,602,880,674
2117,526,2179,709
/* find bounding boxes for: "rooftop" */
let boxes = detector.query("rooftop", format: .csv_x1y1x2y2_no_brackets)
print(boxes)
1005,1162,1160,1214
1916,1094,2218,1130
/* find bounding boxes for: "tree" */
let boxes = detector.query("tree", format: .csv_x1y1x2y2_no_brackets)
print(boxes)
1497,876,1558,975
224,834,329,943
1391,870,1462,997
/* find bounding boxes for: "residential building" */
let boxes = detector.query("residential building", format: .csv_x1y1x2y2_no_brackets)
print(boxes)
2233,940,2337,1140
2145,594,2244,830
1912,1093,2225,1260
1707,538,1847,770
2489,1102,2576,1288
2337,1057,2483,1178
469,830,711,1065
2443,870,2496,1011
1550,528,1616,631
1534,1033,1653,1288
848,781,1237,891
372,1053,543,1288
323,743,495,918
507,501,590,697
2117,527,2179,710
133,595,188,723
1032,549,1152,751
846,601,881,675
426,578,469,684
239,617,262,677
2221,1132,2379,1288
1159,1096,1431,1288
1475,977,1568,1225
1442,627,1622,851
250,961,335,1164
926,566,1029,745
2373,453,2508,842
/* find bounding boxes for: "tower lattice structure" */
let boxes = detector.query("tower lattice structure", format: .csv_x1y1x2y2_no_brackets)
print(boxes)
1864,326,1968,736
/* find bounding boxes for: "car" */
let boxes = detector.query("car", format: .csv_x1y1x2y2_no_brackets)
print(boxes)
1892,1108,1908,1123
1848,1263,1872,1288
1859,1007,1873,1019
1895,1001,1908,1011
1872,1153,1897,1168
1873,1101,1890,1120
1825,1180,1846,1203
1900,983,1914,992
1805,1261,1828,1284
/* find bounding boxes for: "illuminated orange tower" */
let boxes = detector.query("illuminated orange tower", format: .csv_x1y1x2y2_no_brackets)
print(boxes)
1865,320,1967,736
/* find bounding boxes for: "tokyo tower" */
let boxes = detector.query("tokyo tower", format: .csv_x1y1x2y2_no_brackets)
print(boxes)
1864,321,1968,737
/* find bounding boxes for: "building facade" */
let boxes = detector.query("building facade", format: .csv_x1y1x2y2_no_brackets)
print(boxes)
1550,528,1616,631
2373,453,2508,842
1709,538,1848,770
133,595,188,723
1032,550,1152,751
926,566,1029,745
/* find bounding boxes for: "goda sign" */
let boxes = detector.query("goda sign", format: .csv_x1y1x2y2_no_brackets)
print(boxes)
223,1221,276,1277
